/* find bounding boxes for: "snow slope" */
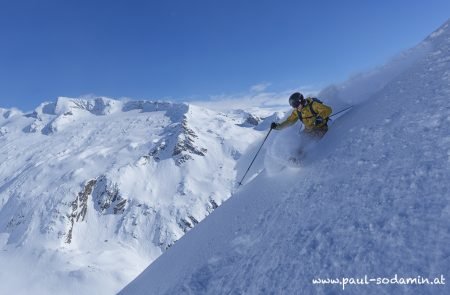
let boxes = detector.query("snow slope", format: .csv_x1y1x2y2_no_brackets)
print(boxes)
121,20,450,294
0,97,285,294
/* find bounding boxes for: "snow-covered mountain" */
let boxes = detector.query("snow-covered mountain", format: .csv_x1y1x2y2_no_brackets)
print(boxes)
0,97,284,294
121,20,450,294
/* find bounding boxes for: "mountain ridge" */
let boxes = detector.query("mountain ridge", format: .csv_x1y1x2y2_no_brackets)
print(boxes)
0,97,279,294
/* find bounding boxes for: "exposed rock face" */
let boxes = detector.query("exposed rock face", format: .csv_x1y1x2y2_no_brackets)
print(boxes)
150,116,207,166
92,176,127,215
66,176,127,243
172,118,207,166
66,179,96,243
149,141,167,162
244,114,260,126
178,215,200,233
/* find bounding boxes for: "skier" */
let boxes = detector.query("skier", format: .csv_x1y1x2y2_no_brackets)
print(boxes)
271,92,332,139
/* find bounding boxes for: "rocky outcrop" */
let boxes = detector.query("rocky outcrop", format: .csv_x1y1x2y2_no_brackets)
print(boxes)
66,179,96,243
178,215,200,233
65,176,127,243
172,119,207,166
149,116,207,166
92,176,127,215
242,114,261,126
149,141,168,162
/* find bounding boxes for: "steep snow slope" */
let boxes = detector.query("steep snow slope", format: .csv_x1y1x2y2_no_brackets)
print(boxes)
0,97,282,294
121,20,450,294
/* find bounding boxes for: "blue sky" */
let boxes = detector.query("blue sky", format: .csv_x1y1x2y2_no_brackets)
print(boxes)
0,0,449,111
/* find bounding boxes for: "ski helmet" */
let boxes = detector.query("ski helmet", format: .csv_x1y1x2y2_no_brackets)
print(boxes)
289,92,304,108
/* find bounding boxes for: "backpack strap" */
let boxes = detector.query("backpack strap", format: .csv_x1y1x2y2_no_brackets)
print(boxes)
299,98,325,121
308,100,318,117
298,99,316,122
297,109,303,122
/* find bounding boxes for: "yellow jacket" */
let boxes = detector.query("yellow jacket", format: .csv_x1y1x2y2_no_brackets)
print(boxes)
276,98,332,131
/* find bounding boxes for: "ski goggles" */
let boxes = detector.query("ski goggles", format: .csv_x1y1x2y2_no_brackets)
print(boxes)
289,99,302,108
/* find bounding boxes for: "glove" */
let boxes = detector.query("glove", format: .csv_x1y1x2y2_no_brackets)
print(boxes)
314,116,324,126
270,122,278,130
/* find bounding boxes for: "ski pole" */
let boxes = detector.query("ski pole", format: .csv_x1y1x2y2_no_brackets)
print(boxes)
329,105,353,118
238,128,272,187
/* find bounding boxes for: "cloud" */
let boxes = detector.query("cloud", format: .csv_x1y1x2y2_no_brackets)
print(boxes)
250,83,271,93
189,85,321,113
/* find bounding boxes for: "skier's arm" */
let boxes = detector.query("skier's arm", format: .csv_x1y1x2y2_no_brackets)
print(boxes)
275,110,298,130
314,103,332,119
